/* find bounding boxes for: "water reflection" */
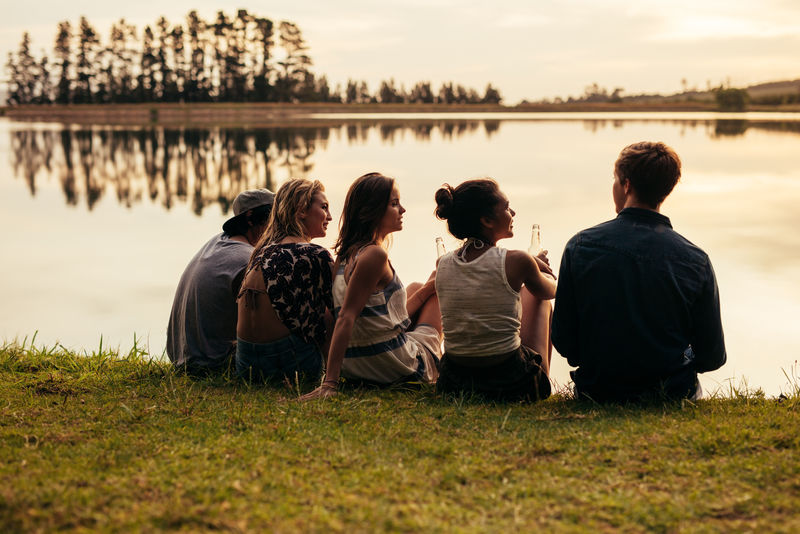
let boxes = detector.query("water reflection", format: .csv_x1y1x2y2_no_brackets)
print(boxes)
4,114,800,395
9,118,800,214
10,120,500,213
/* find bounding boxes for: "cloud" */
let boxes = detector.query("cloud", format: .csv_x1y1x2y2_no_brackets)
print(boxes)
650,15,800,41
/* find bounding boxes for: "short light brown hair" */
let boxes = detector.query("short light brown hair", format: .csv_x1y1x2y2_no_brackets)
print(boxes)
615,142,681,208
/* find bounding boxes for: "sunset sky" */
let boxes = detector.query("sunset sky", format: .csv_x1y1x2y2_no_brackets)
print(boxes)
2,0,799,103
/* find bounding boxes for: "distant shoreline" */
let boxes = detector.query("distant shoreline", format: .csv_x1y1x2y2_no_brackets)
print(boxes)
2,101,800,126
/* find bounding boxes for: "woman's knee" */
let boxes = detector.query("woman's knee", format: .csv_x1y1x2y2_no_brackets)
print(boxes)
417,294,443,334
406,281,423,294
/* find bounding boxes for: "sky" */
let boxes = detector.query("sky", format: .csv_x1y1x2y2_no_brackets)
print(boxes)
2,0,799,104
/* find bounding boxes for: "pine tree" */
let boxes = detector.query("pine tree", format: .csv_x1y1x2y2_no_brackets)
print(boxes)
53,21,72,104
137,26,156,102
75,17,100,103
276,21,312,102
482,83,502,104
8,33,39,104
253,17,274,101
185,11,207,102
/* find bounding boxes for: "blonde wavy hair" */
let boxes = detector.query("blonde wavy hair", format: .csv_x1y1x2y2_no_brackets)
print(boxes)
250,178,325,259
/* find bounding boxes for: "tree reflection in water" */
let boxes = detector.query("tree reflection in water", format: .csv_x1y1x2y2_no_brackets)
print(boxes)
9,120,497,214
13,118,797,214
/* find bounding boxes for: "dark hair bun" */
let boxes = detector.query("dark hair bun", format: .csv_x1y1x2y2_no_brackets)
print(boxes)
434,185,455,219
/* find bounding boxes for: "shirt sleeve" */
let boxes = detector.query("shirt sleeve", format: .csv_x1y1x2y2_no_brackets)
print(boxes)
690,259,727,373
551,241,581,367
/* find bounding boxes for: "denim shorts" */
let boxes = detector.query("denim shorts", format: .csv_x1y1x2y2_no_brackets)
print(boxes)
235,334,323,383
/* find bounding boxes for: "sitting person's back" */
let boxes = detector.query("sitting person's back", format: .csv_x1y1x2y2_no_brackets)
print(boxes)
434,179,557,402
552,142,726,402
167,189,274,374
437,246,522,356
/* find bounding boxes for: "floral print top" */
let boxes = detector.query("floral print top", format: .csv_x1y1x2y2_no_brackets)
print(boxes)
245,243,334,346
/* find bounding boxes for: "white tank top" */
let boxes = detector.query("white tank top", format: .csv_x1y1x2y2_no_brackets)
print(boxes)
435,246,522,356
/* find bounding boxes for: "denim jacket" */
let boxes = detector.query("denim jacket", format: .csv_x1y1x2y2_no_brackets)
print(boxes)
552,208,726,401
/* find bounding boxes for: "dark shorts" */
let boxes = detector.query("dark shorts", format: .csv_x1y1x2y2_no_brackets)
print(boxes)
235,334,323,384
436,345,551,402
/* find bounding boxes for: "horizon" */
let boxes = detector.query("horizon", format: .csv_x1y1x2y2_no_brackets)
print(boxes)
2,1,799,104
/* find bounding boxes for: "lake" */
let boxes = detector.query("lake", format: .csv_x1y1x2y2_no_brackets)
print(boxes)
2,112,799,396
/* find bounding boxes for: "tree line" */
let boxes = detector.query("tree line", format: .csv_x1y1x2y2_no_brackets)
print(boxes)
4,10,503,106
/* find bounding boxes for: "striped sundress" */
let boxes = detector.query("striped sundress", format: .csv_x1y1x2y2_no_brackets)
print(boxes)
334,263,438,384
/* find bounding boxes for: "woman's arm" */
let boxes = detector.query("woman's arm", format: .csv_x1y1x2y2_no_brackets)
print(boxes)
300,246,390,400
506,249,557,300
405,270,436,318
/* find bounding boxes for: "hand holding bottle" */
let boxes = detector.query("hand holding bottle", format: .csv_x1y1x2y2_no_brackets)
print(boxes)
529,224,554,278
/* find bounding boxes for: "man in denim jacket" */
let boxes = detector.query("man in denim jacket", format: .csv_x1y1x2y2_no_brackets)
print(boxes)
552,142,726,402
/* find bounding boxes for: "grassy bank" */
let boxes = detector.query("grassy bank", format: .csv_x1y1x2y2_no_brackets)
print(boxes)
2,340,799,532
4,101,800,127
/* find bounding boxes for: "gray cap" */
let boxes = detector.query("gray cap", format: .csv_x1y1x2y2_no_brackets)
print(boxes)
222,188,275,234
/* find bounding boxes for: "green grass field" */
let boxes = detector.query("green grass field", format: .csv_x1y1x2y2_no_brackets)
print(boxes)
2,338,799,532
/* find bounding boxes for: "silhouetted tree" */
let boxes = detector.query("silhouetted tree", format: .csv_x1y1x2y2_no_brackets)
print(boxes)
438,82,455,104
481,83,501,104
6,33,39,104
252,17,275,101
379,78,404,103
714,87,748,111
276,21,312,101
170,24,186,101
37,56,53,103
409,81,434,103
345,79,358,103
184,11,208,102
53,22,72,104
155,17,177,101
137,26,156,102
74,17,100,103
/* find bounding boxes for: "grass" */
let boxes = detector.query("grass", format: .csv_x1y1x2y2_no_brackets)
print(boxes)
2,338,800,532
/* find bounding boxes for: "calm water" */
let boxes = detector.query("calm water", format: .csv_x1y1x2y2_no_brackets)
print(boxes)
2,113,799,396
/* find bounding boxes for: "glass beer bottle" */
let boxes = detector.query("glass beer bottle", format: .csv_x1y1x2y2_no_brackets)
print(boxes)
528,224,542,255
435,236,447,258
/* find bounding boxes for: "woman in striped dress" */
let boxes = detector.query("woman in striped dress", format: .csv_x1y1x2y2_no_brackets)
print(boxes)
300,172,442,399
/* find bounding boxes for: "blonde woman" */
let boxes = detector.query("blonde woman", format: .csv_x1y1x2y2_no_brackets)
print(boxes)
236,178,334,383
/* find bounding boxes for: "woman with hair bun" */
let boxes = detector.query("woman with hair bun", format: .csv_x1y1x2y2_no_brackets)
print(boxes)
434,178,556,401
235,178,334,383
301,172,443,400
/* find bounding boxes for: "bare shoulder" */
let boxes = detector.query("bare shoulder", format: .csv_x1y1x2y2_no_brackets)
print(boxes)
504,249,537,291
356,245,389,266
505,249,535,268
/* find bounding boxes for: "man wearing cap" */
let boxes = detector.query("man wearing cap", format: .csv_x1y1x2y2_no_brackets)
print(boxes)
552,142,726,402
167,189,275,375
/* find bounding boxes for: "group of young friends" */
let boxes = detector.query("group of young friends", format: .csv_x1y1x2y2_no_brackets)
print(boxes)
167,141,727,403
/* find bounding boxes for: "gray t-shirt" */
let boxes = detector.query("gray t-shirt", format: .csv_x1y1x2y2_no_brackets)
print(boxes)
166,233,253,369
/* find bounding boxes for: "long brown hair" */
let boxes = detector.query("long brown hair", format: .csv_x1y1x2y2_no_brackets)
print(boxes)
334,172,395,263
248,178,324,268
